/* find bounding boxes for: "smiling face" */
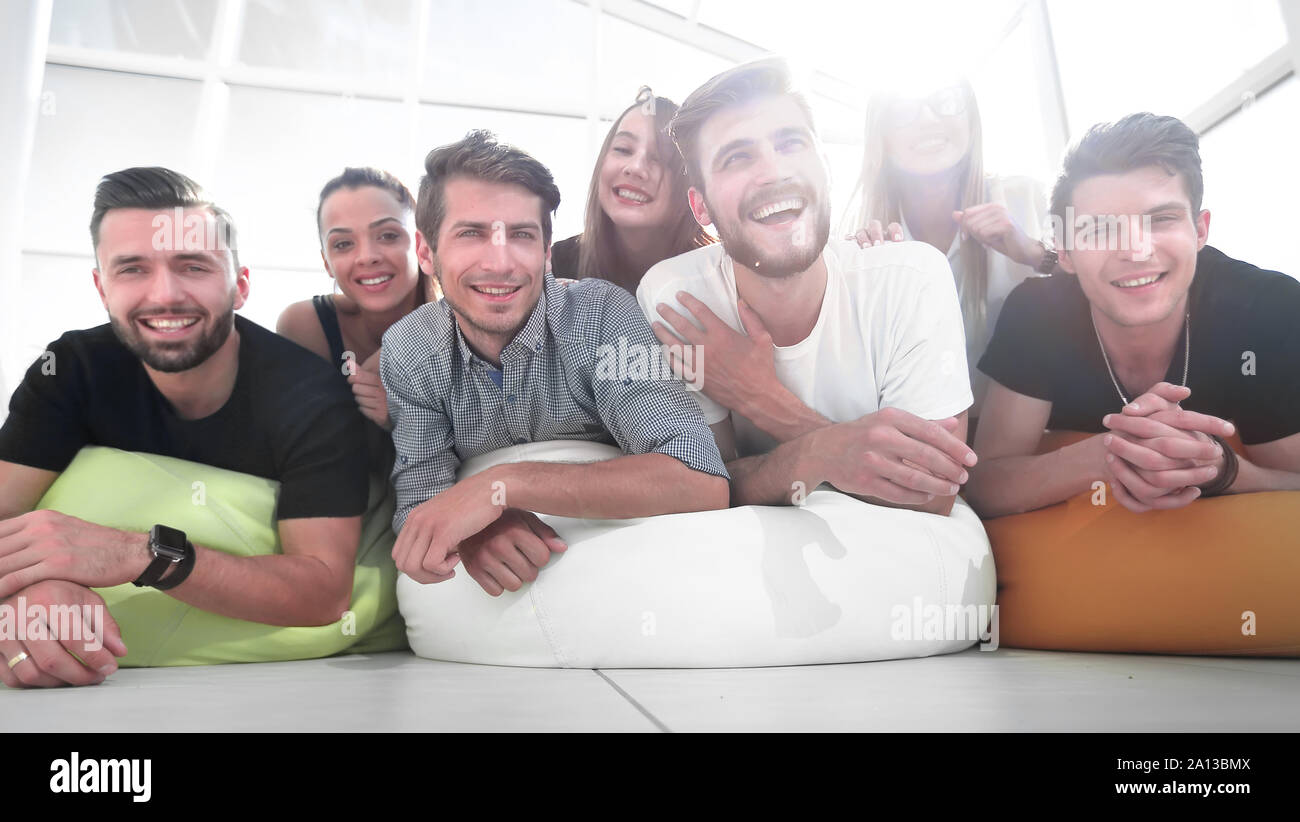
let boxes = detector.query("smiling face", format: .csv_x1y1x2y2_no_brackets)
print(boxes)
415,176,549,359
1058,165,1210,330
882,87,972,177
596,109,675,231
688,94,830,278
319,185,419,313
93,207,248,373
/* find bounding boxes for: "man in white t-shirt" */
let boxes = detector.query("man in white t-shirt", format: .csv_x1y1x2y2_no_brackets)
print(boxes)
636,57,978,515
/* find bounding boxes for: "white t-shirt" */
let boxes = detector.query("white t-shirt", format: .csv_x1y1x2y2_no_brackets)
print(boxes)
637,239,973,459
899,174,1049,410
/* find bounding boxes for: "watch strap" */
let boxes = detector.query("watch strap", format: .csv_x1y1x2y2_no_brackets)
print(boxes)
133,552,177,588
133,525,191,588
153,541,196,591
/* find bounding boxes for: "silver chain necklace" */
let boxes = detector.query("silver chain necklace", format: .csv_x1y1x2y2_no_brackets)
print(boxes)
1091,312,1190,407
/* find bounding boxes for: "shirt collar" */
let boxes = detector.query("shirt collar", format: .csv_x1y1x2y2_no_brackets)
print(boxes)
451,274,552,369
506,277,549,357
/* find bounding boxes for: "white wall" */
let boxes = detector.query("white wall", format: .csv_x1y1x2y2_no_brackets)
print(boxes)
7,0,1298,399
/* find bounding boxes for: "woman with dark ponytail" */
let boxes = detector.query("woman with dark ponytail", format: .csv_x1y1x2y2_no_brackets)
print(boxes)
277,167,436,434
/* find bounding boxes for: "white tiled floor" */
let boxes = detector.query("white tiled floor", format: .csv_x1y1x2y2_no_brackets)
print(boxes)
3,648,1298,732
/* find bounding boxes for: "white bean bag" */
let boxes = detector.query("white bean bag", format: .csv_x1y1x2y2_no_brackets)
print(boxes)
399,441,995,668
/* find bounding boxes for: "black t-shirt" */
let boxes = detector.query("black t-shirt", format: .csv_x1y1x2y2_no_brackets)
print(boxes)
549,233,642,292
309,293,397,479
0,314,369,519
978,246,1300,446
550,234,582,278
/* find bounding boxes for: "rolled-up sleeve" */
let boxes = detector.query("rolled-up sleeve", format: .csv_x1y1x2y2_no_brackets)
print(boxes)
380,338,460,533
589,286,729,480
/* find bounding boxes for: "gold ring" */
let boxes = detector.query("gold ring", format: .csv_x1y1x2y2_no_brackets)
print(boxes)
7,652,30,669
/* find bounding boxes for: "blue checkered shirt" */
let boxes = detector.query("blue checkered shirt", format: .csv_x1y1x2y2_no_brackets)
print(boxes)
380,274,729,532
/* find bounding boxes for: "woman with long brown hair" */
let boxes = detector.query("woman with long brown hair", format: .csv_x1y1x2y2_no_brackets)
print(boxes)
551,86,713,291
846,80,1053,414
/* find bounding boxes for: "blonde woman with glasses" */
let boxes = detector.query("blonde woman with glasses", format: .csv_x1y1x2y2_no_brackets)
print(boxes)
846,81,1054,419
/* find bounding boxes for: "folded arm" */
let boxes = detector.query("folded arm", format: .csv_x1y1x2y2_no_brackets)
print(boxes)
483,452,728,519
722,410,972,516
142,515,360,626
0,460,360,626
393,452,728,584
1236,432,1300,493
963,381,1104,518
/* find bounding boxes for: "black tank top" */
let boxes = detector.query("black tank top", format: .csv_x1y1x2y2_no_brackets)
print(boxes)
310,294,396,478
311,294,347,366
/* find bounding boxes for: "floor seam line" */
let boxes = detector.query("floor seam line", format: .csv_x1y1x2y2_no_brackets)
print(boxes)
594,670,672,733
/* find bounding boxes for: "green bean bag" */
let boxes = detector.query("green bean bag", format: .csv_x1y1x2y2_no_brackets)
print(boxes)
34,446,406,666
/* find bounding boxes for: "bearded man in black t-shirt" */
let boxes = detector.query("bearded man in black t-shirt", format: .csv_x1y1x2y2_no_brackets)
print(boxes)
967,113,1300,517
0,167,369,689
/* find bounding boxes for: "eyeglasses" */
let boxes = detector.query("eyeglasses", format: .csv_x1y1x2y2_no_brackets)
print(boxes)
885,87,967,127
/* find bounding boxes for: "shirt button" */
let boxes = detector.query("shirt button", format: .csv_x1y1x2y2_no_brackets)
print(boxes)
506,394,516,403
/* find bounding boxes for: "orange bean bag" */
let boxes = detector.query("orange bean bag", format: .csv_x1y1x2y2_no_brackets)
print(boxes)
985,432,1300,656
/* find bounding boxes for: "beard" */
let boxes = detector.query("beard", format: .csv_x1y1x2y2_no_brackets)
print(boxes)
110,303,235,373
432,259,540,340
710,184,832,279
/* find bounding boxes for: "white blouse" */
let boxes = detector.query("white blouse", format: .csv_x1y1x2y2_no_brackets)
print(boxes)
898,174,1049,413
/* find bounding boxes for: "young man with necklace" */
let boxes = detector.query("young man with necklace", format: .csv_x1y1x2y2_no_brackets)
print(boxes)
966,113,1300,517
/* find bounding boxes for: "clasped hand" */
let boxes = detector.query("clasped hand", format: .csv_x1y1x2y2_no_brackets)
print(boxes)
1100,382,1234,512
392,473,567,596
813,407,977,505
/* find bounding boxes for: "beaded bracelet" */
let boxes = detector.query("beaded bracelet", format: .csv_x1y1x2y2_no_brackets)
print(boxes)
1198,435,1239,497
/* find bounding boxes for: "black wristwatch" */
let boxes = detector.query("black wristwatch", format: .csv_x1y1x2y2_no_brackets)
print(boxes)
133,524,196,590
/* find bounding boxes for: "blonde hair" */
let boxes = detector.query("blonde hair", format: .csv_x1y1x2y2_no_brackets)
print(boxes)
844,80,989,335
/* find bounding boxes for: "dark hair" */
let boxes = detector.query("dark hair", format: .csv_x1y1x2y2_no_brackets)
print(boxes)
316,166,414,236
1051,113,1204,224
577,87,714,282
669,56,817,191
415,129,561,250
91,166,240,267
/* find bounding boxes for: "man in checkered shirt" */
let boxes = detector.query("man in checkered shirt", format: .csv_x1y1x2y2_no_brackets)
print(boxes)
380,130,729,597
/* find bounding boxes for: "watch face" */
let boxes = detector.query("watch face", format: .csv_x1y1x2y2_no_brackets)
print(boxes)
150,525,188,560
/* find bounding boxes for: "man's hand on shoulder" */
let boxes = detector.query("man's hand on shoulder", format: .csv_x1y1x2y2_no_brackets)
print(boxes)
0,510,150,599
650,290,779,414
0,579,127,689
